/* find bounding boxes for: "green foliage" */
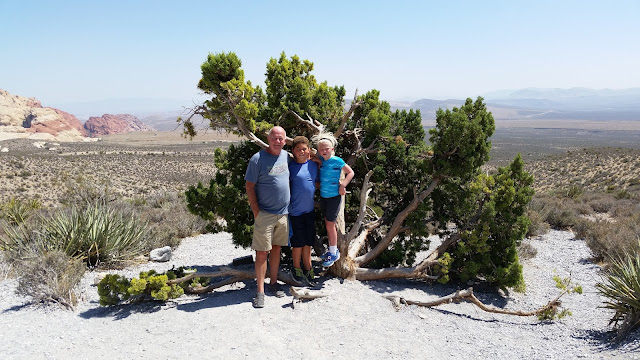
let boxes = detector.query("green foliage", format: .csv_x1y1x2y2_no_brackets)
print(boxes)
97,274,132,306
537,274,582,321
97,267,200,306
184,51,533,288
435,154,534,289
596,248,640,341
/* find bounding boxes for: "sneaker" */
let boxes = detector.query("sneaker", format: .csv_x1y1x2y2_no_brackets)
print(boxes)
267,283,286,298
303,269,317,287
319,251,330,261
292,268,305,285
252,292,265,308
321,250,340,267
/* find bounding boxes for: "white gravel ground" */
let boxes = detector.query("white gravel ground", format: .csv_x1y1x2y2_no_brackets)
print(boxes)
1,230,639,359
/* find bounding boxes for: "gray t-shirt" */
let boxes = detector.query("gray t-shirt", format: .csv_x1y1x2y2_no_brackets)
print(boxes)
245,149,290,215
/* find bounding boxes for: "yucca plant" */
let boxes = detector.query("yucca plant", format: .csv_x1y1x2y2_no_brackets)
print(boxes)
1,205,149,267
40,205,149,266
596,243,640,342
0,197,41,225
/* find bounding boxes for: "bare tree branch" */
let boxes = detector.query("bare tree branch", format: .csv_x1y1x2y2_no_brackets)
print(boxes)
355,267,438,281
335,89,362,138
385,287,563,317
288,110,324,134
355,177,442,266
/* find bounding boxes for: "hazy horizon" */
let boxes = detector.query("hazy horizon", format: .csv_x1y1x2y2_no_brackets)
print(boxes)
1,0,639,109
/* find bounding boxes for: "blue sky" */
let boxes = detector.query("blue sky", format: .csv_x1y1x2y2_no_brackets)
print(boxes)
1,0,639,110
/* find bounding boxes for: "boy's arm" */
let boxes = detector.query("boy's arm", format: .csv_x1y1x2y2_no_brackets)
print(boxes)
339,164,355,195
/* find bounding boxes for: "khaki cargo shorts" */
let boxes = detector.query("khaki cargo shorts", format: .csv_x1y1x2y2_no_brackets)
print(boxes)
252,210,289,252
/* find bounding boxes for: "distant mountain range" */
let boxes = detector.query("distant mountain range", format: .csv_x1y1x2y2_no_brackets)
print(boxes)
48,87,640,130
395,88,640,122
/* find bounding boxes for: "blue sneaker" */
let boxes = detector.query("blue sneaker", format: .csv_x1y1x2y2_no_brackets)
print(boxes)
319,251,330,261
322,250,340,267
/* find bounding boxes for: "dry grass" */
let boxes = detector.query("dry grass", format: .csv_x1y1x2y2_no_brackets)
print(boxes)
526,147,640,195
523,147,640,262
0,131,235,206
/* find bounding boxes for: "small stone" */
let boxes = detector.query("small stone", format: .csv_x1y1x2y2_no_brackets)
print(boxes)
149,246,172,262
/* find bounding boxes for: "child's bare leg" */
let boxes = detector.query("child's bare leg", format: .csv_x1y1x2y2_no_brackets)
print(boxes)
302,245,312,271
325,219,337,248
292,246,302,269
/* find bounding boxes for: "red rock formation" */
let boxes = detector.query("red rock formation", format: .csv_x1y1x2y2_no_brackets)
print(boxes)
84,114,155,137
0,89,88,141
28,108,88,137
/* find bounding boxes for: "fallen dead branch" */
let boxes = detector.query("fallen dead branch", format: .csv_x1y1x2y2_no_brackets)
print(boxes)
385,287,562,317
290,286,330,309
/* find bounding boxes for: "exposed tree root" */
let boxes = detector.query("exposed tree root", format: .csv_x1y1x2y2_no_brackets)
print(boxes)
385,287,562,317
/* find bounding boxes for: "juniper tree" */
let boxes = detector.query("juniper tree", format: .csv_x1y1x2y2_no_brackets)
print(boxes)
182,51,534,289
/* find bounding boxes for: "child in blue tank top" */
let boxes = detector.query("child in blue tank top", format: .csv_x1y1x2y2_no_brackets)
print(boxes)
313,132,354,267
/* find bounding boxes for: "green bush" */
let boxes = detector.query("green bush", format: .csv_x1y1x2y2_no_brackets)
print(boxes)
596,248,640,342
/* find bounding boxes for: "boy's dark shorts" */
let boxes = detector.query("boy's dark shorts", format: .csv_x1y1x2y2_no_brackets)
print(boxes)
289,211,316,248
320,195,342,222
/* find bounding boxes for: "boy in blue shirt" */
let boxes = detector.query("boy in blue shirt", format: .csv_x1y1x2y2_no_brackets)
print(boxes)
313,132,354,267
288,136,319,285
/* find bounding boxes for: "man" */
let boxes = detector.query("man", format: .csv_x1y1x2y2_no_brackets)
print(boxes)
245,126,289,308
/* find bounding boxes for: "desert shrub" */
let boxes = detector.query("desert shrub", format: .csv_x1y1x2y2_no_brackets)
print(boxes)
596,248,640,342
517,241,538,260
545,205,579,229
61,177,115,208
0,197,41,225
526,207,550,237
565,185,584,199
528,194,582,230
578,215,640,262
610,200,640,218
0,253,12,280
615,189,633,200
1,205,149,267
112,192,208,250
582,193,616,213
15,250,85,309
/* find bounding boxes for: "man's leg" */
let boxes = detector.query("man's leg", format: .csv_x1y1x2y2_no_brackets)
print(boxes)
255,250,268,294
269,245,281,284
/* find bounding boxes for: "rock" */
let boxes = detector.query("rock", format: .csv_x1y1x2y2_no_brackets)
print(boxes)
149,246,172,262
93,274,106,286
84,114,155,137
0,147,7,152
0,89,88,141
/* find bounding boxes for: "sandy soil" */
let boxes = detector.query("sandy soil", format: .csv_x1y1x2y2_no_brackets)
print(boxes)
1,230,639,359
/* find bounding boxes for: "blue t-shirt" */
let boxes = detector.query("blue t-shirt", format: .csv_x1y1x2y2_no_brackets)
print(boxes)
289,160,319,216
245,149,290,215
319,156,346,198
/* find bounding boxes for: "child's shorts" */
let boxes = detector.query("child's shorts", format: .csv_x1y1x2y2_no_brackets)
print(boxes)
289,211,316,248
320,195,342,222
